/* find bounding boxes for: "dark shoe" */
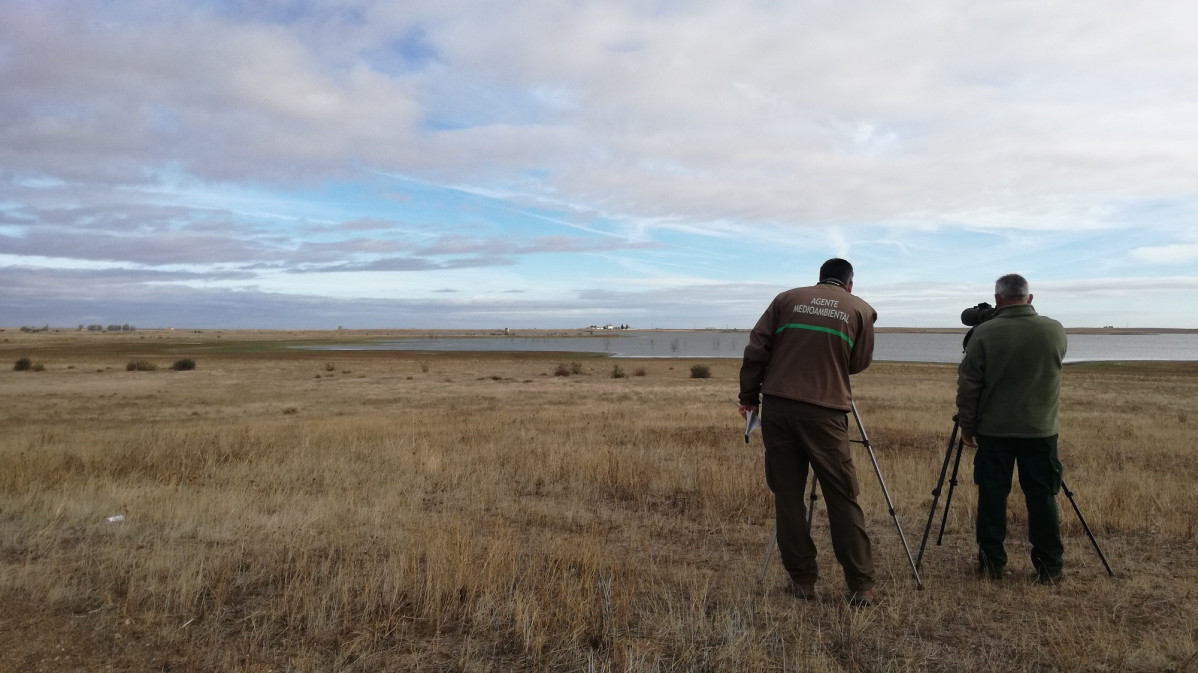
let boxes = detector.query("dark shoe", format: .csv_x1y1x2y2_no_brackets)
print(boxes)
1036,571,1065,586
788,582,817,600
976,563,1005,580
848,587,881,607
976,551,1006,578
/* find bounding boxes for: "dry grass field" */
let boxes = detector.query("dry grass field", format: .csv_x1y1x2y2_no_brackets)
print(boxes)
0,329,1195,672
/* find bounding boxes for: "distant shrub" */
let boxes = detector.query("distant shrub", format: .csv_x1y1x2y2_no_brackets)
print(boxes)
13,357,31,371
126,360,158,372
690,364,711,379
31,362,45,372
554,363,572,377
171,358,196,371
569,361,585,375
610,364,626,379
325,362,336,372
420,361,430,373
634,367,647,377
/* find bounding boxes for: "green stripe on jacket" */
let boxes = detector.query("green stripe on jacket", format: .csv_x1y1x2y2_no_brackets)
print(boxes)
774,322,854,346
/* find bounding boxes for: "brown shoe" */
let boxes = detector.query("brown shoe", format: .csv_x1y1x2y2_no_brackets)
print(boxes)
848,587,881,607
788,582,817,600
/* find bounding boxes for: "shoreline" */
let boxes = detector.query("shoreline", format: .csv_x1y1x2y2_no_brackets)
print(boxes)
5,329,1198,367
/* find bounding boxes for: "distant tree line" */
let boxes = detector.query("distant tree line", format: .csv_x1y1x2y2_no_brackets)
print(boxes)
19,324,136,332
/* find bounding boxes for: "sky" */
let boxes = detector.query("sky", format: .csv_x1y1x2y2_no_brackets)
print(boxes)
2,0,1197,330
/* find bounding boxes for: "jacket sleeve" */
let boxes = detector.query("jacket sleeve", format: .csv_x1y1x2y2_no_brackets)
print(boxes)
848,306,876,375
739,301,775,405
955,336,984,436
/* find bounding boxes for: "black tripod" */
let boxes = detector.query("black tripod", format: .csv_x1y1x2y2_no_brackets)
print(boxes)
915,416,1115,577
758,401,924,590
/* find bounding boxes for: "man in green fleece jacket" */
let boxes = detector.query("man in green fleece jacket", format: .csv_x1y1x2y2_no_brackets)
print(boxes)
956,273,1068,584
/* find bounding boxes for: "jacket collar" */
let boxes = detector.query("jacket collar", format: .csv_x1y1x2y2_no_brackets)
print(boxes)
995,303,1038,318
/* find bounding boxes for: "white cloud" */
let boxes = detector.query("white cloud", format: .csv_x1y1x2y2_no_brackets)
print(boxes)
8,0,1198,224
2,0,1198,328
1131,243,1198,264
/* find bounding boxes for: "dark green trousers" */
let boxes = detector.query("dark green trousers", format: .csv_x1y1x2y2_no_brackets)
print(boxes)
974,435,1064,578
762,395,875,592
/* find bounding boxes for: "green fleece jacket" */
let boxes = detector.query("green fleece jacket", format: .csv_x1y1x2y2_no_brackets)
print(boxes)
955,303,1067,438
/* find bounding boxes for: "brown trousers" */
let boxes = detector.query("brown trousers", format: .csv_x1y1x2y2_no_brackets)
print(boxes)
762,395,876,592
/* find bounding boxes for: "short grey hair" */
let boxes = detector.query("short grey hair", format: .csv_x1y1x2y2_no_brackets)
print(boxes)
995,273,1029,300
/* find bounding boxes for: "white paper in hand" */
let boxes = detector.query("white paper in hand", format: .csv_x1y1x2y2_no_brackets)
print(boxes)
744,408,761,443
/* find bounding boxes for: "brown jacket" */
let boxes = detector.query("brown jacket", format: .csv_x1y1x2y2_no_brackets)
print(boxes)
739,283,876,411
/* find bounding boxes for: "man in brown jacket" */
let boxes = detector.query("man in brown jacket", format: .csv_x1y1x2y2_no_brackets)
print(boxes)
739,258,879,605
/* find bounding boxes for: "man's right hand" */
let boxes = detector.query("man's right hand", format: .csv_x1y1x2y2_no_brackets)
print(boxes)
738,404,758,420
962,434,977,449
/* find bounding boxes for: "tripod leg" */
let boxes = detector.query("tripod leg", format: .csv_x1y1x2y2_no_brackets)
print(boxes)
936,437,966,546
758,527,776,583
807,470,818,529
851,401,924,589
917,419,959,570
1061,479,1115,577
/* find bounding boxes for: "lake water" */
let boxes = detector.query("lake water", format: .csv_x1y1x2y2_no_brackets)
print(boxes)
302,330,1198,363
